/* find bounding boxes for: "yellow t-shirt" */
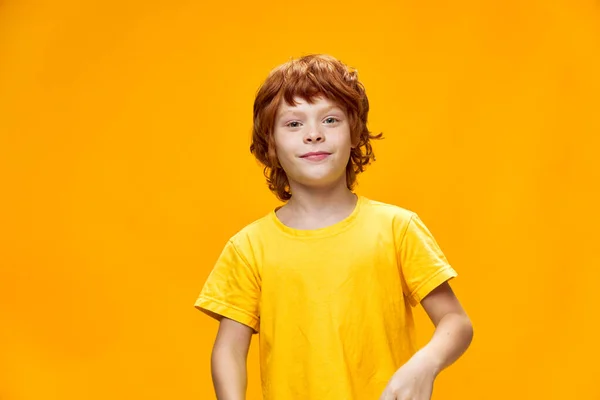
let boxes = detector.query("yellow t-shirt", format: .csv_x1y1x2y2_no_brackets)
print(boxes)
195,196,457,399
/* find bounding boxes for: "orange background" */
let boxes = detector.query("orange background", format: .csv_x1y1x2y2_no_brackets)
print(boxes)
1,1,599,399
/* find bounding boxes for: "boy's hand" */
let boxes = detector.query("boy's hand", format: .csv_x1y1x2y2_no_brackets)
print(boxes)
379,351,438,400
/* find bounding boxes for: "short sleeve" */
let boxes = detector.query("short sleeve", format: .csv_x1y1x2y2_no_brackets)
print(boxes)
398,213,457,307
194,239,261,333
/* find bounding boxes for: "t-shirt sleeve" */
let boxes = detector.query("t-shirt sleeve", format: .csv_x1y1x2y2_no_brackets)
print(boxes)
397,212,457,307
194,238,261,333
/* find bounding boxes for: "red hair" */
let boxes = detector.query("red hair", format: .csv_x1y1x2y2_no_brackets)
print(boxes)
250,54,383,201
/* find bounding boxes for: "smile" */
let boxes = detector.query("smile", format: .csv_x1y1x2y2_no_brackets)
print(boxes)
300,152,331,161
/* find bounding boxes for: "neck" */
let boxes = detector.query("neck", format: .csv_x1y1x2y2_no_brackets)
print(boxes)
284,178,357,217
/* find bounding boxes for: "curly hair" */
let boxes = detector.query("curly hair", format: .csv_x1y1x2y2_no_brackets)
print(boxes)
250,54,383,201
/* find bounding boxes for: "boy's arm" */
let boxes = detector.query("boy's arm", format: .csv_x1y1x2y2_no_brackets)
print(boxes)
380,282,473,399
211,317,254,400
416,281,473,373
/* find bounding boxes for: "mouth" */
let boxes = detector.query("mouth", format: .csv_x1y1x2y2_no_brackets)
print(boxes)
300,151,331,161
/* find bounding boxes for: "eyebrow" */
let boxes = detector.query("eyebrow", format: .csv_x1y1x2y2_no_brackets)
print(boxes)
278,105,343,118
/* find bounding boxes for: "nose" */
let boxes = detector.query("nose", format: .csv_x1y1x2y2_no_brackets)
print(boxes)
303,127,325,144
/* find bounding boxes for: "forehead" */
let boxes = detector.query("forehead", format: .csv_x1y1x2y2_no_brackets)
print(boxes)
277,96,344,115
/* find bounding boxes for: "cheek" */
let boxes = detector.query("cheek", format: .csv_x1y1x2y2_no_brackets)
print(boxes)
273,136,290,157
273,136,296,167
334,131,353,153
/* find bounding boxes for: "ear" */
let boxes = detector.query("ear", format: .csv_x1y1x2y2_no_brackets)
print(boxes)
350,133,360,149
349,123,360,148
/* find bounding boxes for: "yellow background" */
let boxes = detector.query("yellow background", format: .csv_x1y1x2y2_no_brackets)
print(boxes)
1,0,599,399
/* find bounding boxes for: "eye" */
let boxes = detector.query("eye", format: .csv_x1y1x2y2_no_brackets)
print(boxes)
287,121,301,128
324,117,339,124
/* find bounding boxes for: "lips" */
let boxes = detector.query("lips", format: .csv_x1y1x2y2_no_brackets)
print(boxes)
300,151,331,161
301,151,331,158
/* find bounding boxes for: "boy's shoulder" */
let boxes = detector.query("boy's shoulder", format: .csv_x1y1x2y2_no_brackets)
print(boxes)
361,196,417,222
223,211,274,246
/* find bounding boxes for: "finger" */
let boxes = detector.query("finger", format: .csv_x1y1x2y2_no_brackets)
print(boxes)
379,391,394,400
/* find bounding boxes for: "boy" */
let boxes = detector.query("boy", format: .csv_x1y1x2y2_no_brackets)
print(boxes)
195,54,473,400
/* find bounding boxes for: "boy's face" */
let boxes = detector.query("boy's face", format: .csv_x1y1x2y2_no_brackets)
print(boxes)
273,96,353,190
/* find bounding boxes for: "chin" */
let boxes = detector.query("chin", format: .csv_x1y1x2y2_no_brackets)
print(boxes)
295,172,346,188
